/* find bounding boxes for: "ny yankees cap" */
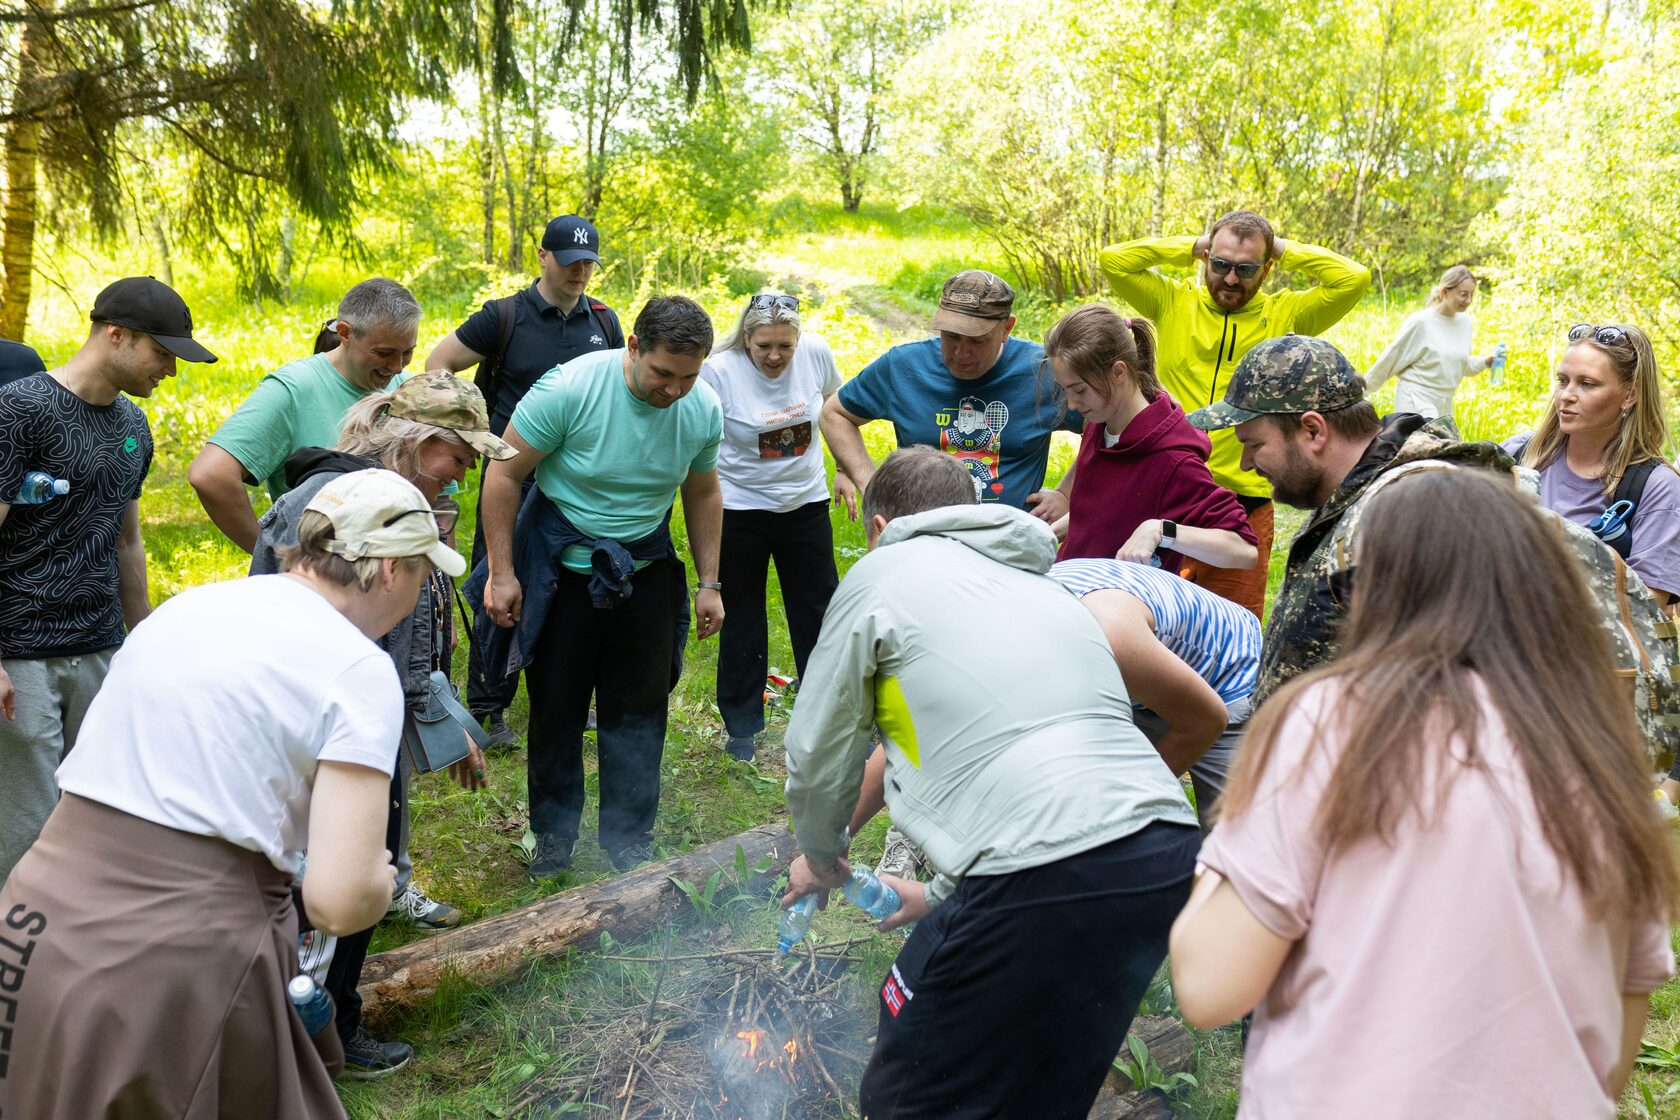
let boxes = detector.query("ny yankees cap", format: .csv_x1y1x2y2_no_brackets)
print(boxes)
929,270,1015,337
90,276,218,364
542,215,602,266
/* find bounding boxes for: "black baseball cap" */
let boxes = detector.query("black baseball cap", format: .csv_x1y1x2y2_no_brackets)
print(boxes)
540,215,602,266
90,277,218,364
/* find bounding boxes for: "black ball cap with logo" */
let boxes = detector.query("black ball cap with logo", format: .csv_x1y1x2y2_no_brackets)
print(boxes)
90,276,219,364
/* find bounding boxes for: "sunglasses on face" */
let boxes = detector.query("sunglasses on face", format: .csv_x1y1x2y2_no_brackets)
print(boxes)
1568,323,1627,347
1207,257,1263,280
749,293,800,312
383,505,458,537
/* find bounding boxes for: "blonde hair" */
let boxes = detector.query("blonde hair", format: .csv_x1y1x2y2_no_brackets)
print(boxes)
713,296,802,355
1426,265,1476,308
277,509,426,590
1521,323,1674,499
336,381,470,480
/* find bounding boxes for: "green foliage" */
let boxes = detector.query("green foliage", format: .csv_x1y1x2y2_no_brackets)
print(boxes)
1113,1033,1199,1096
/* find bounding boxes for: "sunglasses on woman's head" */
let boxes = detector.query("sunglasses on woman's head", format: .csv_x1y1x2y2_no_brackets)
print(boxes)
1568,323,1627,347
1207,257,1263,280
749,293,800,312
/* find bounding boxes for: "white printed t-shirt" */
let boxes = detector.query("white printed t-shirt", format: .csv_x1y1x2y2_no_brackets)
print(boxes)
700,334,842,512
56,575,403,874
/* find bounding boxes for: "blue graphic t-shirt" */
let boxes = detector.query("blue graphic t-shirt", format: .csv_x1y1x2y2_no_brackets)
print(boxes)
837,337,1078,508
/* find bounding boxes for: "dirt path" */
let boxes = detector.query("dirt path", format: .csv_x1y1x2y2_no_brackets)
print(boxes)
753,252,929,343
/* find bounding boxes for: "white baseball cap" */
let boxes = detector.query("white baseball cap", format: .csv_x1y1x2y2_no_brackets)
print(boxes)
303,469,466,578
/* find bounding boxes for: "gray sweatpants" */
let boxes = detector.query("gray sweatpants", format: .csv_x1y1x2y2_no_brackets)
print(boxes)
1132,696,1250,834
0,650,114,887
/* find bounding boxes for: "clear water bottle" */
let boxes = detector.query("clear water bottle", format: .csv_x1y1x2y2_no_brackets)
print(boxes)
777,893,818,954
14,470,69,505
1489,342,1508,386
843,869,902,921
288,974,334,1036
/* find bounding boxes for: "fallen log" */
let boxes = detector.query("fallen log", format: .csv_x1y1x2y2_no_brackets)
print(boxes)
358,822,796,1025
1087,1088,1172,1120
1087,1015,1197,1120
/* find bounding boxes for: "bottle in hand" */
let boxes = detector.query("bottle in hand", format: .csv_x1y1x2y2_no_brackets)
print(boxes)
777,894,818,954
289,974,334,1036
843,869,902,921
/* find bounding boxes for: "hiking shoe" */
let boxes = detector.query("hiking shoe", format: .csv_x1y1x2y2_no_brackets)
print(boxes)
875,826,928,882
482,714,520,751
725,735,756,762
607,842,654,871
385,881,462,932
340,1026,413,1080
527,834,575,880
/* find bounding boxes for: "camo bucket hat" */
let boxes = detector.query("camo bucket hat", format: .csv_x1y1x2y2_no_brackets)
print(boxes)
390,372,517,460
1187,334,1365,431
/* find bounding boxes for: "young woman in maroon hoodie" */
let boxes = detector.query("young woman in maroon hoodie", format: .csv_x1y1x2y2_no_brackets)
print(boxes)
1044,305,1258,578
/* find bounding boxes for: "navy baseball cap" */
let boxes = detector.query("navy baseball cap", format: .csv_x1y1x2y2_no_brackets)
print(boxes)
541,215,601,266
90,276,218,364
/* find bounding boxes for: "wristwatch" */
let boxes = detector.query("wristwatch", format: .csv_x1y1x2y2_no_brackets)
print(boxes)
697,581,723,591
1159,520,1179,547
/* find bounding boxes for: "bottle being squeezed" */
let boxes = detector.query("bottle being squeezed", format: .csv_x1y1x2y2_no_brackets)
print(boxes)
843,869,902,921
777,893,818,954
14,470,69,505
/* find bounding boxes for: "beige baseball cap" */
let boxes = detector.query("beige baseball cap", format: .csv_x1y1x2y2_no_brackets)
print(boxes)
303,469,467,577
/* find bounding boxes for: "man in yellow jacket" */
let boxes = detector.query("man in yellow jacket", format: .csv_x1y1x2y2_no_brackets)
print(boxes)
1099,210,1370,618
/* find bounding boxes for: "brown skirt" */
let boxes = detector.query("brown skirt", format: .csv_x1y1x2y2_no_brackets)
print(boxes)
0,794,347,1120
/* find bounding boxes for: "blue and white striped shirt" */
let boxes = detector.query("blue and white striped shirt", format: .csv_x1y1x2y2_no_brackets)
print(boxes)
1050,558,1260,704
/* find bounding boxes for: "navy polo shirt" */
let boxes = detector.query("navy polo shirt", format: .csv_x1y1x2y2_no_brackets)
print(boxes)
0,338,45,389
454,283,625,435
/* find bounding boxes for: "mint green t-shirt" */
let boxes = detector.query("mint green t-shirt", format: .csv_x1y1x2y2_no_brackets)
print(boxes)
208,353,370,499
511,348,722,574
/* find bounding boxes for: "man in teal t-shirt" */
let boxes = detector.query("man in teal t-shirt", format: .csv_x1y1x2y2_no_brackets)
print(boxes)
479,295,724,877
188,278,421,552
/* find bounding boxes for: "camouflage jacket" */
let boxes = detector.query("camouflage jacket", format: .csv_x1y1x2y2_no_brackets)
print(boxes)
1255,414,1512,705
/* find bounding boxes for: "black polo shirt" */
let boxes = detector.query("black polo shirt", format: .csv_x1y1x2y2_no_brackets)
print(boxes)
455,283,625,435
0,338,45,389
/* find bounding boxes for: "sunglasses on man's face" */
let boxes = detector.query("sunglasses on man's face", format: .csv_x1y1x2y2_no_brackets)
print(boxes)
1568,323,1627,348
1207,257,1263,280
749,293,800,312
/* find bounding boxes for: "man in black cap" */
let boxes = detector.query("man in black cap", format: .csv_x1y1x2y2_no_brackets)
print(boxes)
426,214,626,747
0,337,45,389
0,276,218,886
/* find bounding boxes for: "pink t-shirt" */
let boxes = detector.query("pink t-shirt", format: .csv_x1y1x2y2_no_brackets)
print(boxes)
1199,679,1674,1120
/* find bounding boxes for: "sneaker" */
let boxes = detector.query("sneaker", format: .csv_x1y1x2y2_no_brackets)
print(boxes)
340,1025,413,1080
527,834,575,880
875,826,927,882
725,735,756,762
1656,789,1679,821
482,714,520,751
385,881,462,932
606,841,654,871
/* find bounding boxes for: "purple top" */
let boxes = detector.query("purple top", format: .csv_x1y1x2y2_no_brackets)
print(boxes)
1503,434,1680,596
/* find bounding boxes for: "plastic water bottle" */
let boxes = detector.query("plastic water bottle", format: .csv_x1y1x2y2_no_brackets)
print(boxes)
1489,342,1508,386
777,894,818,954
288,974,333,1036
14,470,68,504
843,869,902,921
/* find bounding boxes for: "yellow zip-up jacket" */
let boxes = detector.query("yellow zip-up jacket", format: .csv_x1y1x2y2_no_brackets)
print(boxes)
1099,235,1372,498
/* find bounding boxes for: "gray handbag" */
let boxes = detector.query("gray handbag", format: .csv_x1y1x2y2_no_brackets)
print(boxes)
401,670,487,774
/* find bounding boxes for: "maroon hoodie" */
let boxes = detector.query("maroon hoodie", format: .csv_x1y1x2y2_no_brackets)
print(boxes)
1059,391,1256,567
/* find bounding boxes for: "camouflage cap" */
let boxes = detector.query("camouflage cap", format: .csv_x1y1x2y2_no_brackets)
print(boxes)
1187,335,1365,431
390,372,518,460
929,270,1015,337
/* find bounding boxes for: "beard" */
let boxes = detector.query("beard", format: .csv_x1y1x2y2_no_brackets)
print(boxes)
1263,441,1325,510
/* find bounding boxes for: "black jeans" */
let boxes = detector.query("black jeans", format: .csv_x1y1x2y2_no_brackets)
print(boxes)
858,821,1201,1120
465,470,534,719
716,500,839,738
525,558,680,856
324,765,405,1044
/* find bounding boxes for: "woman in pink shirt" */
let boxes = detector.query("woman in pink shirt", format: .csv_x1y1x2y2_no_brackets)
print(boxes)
1170,468,1677,1120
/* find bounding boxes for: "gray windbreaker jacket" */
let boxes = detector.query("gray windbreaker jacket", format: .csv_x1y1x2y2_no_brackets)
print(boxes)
784,504,1195,907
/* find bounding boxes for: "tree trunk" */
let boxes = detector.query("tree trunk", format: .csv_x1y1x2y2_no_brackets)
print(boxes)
0,13,48,342
478,75,497,265
357,823,796,1026
276,215,296,303
147,215,174,289
1150,93,1170,237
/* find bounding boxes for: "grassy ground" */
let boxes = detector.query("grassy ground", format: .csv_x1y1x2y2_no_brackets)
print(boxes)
23,197,1679,1117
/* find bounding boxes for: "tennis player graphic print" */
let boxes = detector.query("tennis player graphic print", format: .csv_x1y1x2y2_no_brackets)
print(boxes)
937,396,1008,500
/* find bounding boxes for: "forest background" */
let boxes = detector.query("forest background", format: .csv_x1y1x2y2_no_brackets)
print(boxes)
2,0,1679,1116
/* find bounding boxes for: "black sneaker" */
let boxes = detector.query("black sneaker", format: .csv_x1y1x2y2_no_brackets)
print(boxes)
725,735,756,762
482,714,520,751
341,1025,413,1080
606,842,654,871
527,833,574,880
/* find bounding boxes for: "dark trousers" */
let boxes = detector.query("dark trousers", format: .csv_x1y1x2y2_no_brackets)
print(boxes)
526,558,679,855
325,765,405,1044
465,471,534,719
716,500,839,738
858,821,1201,1120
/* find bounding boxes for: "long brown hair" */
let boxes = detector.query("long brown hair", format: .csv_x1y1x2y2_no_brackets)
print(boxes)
1521,323,1674,500
1220,469,1679,920
1042,304,1161,404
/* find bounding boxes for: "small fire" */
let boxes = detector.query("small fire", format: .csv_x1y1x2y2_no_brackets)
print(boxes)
732,1028,800,1073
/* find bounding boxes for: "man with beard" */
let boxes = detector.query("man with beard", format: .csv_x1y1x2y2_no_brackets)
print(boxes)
1100,212,1370,617
1186,335,1505,704
190,278,421,552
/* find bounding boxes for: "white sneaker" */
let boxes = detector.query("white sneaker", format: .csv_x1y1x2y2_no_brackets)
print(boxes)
385,881,463,931
875,825,928,882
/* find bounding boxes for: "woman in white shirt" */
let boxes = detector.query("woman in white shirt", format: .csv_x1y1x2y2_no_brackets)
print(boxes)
1364,265,1499,418
700,294,854,762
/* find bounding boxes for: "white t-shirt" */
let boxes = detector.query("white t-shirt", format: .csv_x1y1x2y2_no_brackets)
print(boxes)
56,575,403,873
700,334,842,512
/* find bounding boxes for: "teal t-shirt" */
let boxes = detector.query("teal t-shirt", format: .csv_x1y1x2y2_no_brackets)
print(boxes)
208,353,370,499
511,348,723,573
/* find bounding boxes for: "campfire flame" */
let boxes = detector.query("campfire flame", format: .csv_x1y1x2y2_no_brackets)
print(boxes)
732,1028,800,1073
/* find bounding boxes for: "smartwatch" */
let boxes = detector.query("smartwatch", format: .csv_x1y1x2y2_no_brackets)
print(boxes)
1159,520,1179,547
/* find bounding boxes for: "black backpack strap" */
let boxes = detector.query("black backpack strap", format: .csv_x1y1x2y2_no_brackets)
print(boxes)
471,295,520,399
1606,459,1662,558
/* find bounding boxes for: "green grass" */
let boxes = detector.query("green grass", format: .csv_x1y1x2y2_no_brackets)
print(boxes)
22,199,1680,1118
